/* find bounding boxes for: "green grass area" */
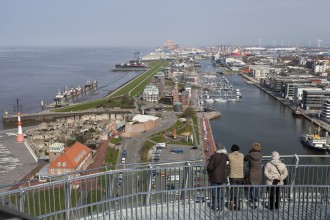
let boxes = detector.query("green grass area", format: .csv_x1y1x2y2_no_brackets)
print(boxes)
86,189,103,213
168,138,193,145
110,60,168,98
192,116,200,145
169,120,189,134
109,137,122,145
166,118,194,146
54,99,107,112
105,147,119,169
53,60,168,112
99,96,135,109
141,140,155,163
16,189,80,216
150,135,167,143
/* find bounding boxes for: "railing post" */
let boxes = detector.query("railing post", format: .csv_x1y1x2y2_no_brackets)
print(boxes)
287,154,300,200
291,154,300,185
181,162,190,201
108,171,113,200
65,176,71,220
145,164,153,206
19,187,25,213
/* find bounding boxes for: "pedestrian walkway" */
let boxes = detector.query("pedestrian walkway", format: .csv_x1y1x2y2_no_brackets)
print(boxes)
87,140,109,172
93,197,329,220
199,116,216,161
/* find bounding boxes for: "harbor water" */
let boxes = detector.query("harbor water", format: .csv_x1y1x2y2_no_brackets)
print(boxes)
208,74,325,156
199,60,325,156
0,47,152,130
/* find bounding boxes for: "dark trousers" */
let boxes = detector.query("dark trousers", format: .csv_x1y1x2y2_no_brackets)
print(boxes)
229,178,243,209
268,180,281,210
211,182,224,209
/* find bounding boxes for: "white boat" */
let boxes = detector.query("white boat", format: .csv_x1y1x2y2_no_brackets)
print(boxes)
235,89,242,98
214,98,227,103
301,133,327,152
54,89,64,100
204,98,214,103
203,93,214,103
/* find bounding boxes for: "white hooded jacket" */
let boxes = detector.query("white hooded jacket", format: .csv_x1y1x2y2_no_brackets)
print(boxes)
264,151,288,185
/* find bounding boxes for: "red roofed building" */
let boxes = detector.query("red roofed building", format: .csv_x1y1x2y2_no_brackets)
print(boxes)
48,142,93,177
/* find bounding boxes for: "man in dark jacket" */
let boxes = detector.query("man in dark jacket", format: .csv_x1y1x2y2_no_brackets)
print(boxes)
207,143,228,211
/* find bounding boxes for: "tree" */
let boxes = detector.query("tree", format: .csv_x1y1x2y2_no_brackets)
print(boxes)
182,107,196,119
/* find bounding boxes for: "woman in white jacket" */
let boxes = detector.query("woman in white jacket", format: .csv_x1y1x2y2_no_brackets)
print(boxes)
264,151,288,210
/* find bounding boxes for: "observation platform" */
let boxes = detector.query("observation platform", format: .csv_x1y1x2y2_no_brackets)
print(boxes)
0,155,329,220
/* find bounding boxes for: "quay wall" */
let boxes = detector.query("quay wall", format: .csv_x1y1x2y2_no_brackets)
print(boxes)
240,73,330,132
2,108,133,124
198,111,221,161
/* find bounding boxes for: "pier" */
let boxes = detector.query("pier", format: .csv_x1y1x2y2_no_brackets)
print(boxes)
46,80,98,108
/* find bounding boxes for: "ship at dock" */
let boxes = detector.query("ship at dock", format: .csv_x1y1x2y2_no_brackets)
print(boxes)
111,51,149,72
211,46,251,70
301,130,328,152
51,80,98,108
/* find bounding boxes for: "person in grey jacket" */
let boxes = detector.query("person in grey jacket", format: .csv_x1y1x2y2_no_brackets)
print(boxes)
207,143,228,211
264,151,288,210
244,142,263,208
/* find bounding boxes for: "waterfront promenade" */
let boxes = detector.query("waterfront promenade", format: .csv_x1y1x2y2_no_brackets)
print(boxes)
198,111,221,161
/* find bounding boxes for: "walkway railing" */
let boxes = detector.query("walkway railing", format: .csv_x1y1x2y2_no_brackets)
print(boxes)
0,155,330,219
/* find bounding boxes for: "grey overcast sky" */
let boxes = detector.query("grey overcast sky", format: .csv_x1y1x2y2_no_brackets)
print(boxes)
0,0,329,47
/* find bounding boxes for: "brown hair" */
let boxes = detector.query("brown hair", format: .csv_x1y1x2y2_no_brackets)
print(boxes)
252,142,261,151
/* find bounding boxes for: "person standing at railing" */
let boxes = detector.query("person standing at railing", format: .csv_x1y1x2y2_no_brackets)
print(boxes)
207,143,228,211
228,144,244,211
244,142,263,209
264,151,288,210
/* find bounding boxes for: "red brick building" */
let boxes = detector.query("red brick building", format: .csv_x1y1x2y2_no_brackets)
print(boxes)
48,142,92,177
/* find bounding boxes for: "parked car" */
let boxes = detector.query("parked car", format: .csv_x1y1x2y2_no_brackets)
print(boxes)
170,148,177,153
167,175,180,181
122,150,127,158
195,192,206,203
175,149,184,154
167,184,176,190
157,143,167,148
156,149,162,154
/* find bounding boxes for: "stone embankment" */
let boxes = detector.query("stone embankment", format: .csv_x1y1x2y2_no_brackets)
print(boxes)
201,111,221,120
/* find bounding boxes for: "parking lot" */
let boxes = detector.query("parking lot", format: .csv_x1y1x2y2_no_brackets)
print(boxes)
150,143,203,163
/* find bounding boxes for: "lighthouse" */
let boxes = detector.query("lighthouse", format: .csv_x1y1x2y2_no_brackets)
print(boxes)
16,112,24,143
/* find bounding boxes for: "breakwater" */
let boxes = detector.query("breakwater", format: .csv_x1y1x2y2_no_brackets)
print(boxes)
2,108,133,124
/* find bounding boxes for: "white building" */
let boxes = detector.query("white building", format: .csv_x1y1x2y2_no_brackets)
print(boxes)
314,65,328,73
143,84,159,102
294,87,330,104
250,65,271,80
321,99,330,121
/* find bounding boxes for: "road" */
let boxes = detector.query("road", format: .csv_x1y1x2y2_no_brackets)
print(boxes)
116,110,177,198
122,110,177,165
